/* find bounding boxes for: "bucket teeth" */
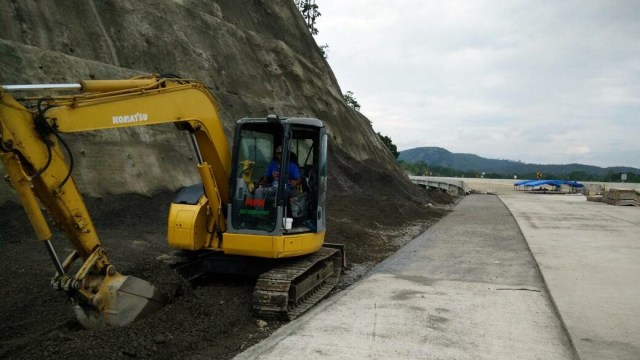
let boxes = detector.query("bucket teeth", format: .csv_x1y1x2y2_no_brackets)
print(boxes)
74,274,167,328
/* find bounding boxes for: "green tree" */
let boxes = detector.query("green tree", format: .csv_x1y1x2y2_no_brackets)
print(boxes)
343,91,361,111
377,132,399,159
295,0,321,35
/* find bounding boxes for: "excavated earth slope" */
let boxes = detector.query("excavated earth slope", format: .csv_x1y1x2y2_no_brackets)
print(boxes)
0,1,452,358
0,0,397,202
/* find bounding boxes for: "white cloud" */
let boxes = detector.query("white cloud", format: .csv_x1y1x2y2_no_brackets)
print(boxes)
567,145,591,156
315,0,640,168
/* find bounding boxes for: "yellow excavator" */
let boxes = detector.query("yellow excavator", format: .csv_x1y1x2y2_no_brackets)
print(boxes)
0,75,343,327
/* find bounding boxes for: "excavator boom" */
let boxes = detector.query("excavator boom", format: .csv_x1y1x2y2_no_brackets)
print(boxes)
0,76,229,327
0,95,164,327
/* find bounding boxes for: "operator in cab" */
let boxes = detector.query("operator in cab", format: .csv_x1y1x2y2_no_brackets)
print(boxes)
255,145,301,201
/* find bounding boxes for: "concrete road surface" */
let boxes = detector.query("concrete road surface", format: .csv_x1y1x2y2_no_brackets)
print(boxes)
501,194,640,360
234,195,575,360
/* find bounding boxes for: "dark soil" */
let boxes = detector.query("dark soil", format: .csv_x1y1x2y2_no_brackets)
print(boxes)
0,153,453,359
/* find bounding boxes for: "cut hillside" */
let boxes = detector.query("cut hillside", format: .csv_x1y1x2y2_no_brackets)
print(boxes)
0,0,400,202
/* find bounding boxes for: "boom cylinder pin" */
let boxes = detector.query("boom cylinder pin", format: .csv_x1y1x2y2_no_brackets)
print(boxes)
79,79,159,92
44,240,65,276
189,132,204,164
2,84,82,91
2,79,159,93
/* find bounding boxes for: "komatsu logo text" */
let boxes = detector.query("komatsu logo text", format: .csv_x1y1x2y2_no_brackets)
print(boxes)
112,112,148,124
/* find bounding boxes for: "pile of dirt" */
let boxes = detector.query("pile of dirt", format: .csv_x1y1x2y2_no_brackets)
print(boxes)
0,155,453,360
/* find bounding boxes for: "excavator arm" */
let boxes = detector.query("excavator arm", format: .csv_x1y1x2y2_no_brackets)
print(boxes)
0,76,231,327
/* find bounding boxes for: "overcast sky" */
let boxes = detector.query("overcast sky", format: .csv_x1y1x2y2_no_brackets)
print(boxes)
314,0,640,168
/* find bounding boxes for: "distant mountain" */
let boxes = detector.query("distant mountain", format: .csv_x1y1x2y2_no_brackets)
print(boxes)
398,147,640,176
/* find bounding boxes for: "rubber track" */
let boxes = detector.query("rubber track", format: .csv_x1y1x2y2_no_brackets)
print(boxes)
252,247,342,320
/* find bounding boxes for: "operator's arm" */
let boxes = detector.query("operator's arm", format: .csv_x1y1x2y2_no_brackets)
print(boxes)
261,160,277,185
288,162,302,187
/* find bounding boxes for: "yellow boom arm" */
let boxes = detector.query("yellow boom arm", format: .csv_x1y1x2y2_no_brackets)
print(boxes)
0,76,231,327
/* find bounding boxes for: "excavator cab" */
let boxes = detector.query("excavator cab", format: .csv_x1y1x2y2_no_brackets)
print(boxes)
228,116,327,239
173,115,340,320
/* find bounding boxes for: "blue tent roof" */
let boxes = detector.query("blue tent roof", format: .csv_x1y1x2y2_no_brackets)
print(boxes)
563,181,584,188
513,179,584,188
514,179,535,186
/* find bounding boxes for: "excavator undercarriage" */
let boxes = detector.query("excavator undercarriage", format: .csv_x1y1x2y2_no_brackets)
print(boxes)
166,244,344,320
253,246,342,320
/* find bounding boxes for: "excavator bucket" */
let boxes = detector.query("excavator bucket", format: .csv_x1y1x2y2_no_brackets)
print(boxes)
74,274,167,328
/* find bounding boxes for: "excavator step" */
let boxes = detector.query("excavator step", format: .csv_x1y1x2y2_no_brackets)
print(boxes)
252,247,342,320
